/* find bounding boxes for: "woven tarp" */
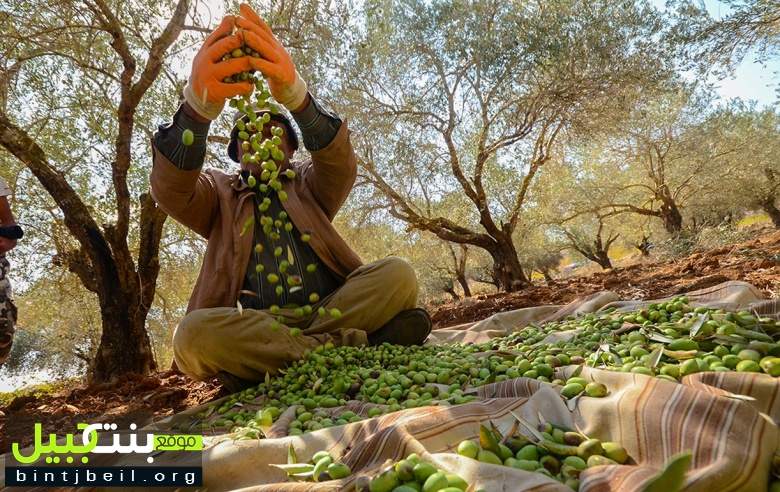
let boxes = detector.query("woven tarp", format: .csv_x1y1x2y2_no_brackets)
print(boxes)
3,280,779,491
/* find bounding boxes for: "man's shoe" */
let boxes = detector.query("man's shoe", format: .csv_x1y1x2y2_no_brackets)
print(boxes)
368,308,432,346
215,371,256,394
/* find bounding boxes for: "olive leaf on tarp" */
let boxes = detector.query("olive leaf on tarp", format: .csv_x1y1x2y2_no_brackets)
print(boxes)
287,443,298,464
648,331,675,343
647,346,664,368
689,312,709,338
642,452,692,492
509,410,544,442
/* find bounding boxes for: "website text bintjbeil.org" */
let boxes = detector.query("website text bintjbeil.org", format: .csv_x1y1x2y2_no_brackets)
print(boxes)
9,466,201,487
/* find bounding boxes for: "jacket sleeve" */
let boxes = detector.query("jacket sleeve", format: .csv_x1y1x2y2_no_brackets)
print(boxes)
303,120,358,220
150,143,218,239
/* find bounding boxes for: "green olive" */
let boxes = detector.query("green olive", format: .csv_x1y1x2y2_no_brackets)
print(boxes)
182,129,194,146
456,440,479,459
560,382,583,399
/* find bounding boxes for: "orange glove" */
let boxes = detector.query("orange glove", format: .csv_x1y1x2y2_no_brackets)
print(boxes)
237,3,308,111
183,15,254,120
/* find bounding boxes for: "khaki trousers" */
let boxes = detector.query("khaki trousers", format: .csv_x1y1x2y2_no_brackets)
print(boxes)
173,256,418,381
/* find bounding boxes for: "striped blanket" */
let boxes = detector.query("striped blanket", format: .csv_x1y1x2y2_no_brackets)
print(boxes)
95,281,780,490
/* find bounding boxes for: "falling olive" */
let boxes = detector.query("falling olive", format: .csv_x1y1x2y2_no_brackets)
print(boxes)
182,129,194,146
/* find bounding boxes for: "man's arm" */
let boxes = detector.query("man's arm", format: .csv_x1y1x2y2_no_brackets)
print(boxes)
292,94,358,220
150,103,219,238
236,3,357,219
151,14,255,238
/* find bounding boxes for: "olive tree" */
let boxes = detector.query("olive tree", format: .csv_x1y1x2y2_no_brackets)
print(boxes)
0,0,198,382
561,215,619,270
339,0,676,291
714,105,780,227
671,0,780,73
562,88,741,235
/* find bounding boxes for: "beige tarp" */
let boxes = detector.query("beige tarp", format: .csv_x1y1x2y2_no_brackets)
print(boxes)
3,281,779,491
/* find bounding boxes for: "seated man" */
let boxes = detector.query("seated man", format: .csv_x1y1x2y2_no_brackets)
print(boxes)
150,4,431,391
0,176,18,366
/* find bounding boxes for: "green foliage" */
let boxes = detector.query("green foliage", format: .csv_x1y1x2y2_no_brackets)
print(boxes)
670,0,780,74
0,378,73,407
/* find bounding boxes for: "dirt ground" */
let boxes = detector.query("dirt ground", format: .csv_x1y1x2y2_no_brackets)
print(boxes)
430,228,780,327
2,228,779,454
0,371,223,454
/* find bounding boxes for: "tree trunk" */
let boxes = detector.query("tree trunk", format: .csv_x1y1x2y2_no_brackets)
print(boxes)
456,273,472,297
635,235,652,256
659,195,683,234
489,234,529,292
594,251,613,269
444,286,460,302
760,198,780,228
89,288,157,382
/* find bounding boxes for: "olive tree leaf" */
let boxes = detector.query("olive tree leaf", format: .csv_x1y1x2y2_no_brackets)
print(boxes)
663,349,698,360
723,393,757,402
479,424,502,455
647,346,664,368
648,332,675,343
287,246,295,265
284,444,298,465
689,313,709,338
509,410,544,443
566,394,581,411
312,378,323,394
270,463,313,474
642,451,692,492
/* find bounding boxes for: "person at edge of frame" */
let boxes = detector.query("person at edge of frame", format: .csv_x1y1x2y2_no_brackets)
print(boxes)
0,176,19,366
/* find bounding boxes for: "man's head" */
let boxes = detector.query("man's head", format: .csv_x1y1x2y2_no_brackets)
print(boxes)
228,103,299,176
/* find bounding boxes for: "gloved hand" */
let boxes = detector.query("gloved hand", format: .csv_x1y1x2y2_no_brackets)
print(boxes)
183,15,254,120
236,3,308,111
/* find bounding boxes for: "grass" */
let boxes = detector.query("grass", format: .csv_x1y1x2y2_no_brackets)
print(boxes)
0,378,75,407
737,213,771,228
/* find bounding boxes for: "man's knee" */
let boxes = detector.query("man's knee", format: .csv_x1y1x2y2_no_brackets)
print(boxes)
377,256,418,293
174,310,209,350
172,310,214,377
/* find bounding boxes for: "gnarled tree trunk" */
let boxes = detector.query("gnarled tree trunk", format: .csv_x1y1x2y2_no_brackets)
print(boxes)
488,233,529,292
761,197,780,228
0,0,186,382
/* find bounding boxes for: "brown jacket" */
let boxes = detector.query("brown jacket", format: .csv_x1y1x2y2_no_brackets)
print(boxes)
150,121,363,313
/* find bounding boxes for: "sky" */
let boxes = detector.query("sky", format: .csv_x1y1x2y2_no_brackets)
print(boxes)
653,0,779,107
